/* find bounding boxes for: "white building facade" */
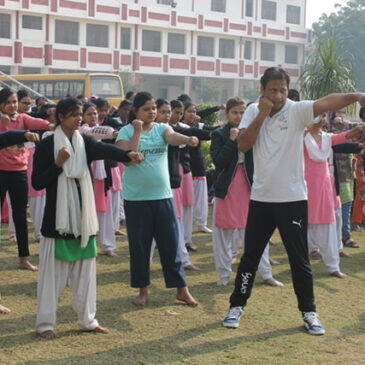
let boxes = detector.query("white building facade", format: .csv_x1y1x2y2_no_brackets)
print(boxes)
0,0,310,102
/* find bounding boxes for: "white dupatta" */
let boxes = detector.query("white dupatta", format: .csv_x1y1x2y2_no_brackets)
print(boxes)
54,126,98,247
304,132,332,162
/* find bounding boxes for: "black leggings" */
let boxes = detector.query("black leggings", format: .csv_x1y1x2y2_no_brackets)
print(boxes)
229,200,316,313
0,170,29,257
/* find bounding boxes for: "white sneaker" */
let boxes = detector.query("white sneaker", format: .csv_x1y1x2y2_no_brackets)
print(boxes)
222,306,243,328
198,226,212,233
302,312,325,335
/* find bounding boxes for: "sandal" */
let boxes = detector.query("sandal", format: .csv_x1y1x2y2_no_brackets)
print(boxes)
342,238,360,248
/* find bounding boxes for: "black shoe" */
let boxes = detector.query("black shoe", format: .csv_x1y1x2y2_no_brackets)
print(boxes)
185,243,197,252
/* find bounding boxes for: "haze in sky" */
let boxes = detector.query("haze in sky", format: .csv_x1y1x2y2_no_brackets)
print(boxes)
306,0,349,28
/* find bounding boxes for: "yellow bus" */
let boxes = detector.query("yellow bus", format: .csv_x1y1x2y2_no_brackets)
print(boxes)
0,73,124,107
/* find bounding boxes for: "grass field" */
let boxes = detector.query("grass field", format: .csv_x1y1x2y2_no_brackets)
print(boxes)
1,216,365,365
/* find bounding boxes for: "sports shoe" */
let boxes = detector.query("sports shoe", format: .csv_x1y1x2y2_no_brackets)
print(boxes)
197,226,212,233
302,312,325,335
222,306,243,329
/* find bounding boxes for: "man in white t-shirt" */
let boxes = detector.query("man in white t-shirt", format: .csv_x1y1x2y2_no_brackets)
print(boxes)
222,67,365,335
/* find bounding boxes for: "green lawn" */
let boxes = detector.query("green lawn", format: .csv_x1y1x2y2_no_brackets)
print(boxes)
1,217,365,365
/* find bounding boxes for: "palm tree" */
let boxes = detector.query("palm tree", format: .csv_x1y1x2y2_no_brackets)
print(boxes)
299,38,356,101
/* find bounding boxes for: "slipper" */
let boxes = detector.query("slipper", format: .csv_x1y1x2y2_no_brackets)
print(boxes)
342,239,360,248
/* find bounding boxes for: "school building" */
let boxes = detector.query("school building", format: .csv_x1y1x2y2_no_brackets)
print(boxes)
0,0,310,102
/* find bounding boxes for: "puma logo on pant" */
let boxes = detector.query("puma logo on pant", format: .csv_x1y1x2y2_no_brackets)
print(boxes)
240,272,253,294
292,220,302,228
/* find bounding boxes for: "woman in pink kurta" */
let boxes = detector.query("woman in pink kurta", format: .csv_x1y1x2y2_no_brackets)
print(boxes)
304,116,363,278
0,87,51,271
210,97,280,287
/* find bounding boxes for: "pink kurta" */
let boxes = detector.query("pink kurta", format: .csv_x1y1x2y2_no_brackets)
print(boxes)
214,164,250,229
180,164,195,206
172,187,183,219
305,132,349,224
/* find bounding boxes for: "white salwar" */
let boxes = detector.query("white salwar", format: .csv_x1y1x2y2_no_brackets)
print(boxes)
193,178,209,229
36,237,99,333
308,224,340,273
212,226,273,281
29,195,46,240
97,190,116,252
182,205,194,244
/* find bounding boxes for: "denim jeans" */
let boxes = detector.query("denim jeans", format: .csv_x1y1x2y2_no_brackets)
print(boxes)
341,201,353,241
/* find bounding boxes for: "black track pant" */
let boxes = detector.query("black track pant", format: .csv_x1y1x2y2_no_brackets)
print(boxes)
229,200,316,313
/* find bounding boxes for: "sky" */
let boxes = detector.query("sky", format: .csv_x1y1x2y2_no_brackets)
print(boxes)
306,0,349,28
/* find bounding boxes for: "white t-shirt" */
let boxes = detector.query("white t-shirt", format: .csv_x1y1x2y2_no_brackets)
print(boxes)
239,99,314,202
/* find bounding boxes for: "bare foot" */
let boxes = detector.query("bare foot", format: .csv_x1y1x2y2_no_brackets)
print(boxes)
184,264,201,271
132,287,148,307
0,304,11,314
176,287,198,307
19,258,38,271
115,230,127,236
105,250,118,257
85,326,110,334
39,330,59,340
330,271,347,279
8,236,16,242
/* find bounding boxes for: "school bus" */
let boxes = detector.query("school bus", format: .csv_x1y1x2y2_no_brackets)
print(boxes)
0,73,124,107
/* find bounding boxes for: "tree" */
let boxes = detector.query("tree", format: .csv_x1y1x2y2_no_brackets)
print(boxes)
299,38,356,101
312,0,365,90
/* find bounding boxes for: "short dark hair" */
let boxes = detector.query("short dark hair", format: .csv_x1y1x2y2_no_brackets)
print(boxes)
225,96,245,114
118,99,132,109
260,67,290,89
93,97,109,109
0,87,16,105
17,89,29,101
128,91,154,123
156,98,169,109
125,91,135,100
177,94,192,104
288,89,300,101
170,99,184,110
55,97,82,125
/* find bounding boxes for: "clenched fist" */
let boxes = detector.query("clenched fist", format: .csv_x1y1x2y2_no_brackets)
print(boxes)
55,147,71,167
229,128,239,141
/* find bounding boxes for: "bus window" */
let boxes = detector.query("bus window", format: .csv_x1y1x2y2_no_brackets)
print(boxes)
90,75,121,97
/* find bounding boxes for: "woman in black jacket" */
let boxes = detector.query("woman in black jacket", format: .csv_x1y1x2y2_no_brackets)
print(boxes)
32,97,142,339
210,97,282,287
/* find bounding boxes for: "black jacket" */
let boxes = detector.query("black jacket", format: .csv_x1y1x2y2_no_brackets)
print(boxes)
0,130,27,149
210,123,253,199
332,143,361,195
32,134,131,238
168,125,211,188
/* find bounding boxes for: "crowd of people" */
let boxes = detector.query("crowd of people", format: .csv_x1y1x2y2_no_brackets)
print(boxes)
1,67,365,339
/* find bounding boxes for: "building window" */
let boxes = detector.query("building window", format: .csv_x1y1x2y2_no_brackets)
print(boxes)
168,33,185,54
120,27,131,50
219,39,235,59
157,0,175,4
0,13,11,39
55,20,79,45
197,36,214,57
86,24,109,48
245,0,253,17
211,0,226,12
287,5,301,24
142,30,161,52
261,42,275,61
22,15,42,30
285,45,298,64
262,0,276,21
244,40,252,60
